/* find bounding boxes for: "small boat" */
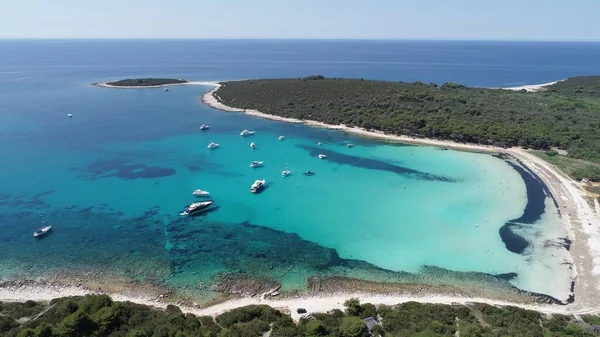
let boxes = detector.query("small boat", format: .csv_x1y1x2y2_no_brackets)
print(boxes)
278,136,285,141
33,224,52,238
282,170,292,177
317,142,322,146
180,201,214,216
240,130,255,136
346,143,354,148
192,189,210,196
303,171,315,176
207,142,219,149
164,88,169,92
318,154,327,159
200,124,210,130
250,179,266,193
250,161,264,168
67,113,73,118
250,142,256,149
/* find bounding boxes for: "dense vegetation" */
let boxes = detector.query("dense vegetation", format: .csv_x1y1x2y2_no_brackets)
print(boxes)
215,76,600,180
105,78,187,87
2,295,600,337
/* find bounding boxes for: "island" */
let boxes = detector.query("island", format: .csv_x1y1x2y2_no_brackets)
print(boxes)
208,75,600,181
3,294,600,336
94,78,189,88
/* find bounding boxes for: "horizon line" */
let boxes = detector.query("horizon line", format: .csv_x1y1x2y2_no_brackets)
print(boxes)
1,37,600,43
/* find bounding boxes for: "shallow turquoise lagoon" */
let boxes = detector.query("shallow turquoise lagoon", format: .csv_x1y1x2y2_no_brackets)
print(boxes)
0,82,570,301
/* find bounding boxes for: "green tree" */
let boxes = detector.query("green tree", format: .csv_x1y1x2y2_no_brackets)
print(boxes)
344,298,362,317
305,320,328,337
339,316,366,337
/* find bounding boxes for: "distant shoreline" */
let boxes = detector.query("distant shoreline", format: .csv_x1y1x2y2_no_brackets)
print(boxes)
502,80,562,92
92,80,218,89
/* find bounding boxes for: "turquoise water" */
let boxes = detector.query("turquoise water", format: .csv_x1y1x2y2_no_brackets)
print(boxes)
0,40,582,302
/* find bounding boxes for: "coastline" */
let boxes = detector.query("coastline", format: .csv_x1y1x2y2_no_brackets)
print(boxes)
502,80,561,92
92,81,219,89
199,81,600,311
3,79,597,317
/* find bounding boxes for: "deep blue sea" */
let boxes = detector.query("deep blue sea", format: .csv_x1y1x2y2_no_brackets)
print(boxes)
1,40,598,302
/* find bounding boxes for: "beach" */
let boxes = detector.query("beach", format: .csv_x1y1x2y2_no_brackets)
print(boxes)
2,79,599,318
198,82,600,311
502,80,561,92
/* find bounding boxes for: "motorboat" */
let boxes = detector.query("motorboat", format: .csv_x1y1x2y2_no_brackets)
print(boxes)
240,130,255,136
250,161,264,168
200,124,210,130
278,136,284,141
250,142,256,149
250,179,266,193
192,189,210,196
207,142,219,149
33,224,52,238
303,171,315,176
164,88,169,91
346,143,354,148
317,142,322,146
67,113,73,118
282,170,292,177
318,154,327,159
180,201,214,216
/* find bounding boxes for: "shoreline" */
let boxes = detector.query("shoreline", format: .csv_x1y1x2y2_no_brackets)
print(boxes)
7,79,596,317
92,81,219,89
199,81,600,311
502,80,561,92
1,281,598,320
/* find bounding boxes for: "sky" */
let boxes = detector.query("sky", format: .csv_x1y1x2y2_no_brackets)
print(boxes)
1,0,598,40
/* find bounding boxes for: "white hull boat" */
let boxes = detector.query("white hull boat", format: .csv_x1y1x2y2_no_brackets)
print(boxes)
250,161,264,168
192,189,210,196
318,154,327,159
250,179,266,193
282,170,292,177
34,225,52,238
240,130,255,136
208,142,219,149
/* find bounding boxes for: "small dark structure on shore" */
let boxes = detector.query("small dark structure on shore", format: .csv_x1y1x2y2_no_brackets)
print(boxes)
363,317,380,336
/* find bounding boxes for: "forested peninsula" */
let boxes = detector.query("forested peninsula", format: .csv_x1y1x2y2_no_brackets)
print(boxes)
104,78,188,87
214,76,600,180
3,295,600,337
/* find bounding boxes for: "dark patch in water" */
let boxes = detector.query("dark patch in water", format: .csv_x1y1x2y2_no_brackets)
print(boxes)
32,190,54,200
499,161,550,254
132,206,160,222
75,159,175,180
80,206,94,213
494,272,518,281
298,144,457,182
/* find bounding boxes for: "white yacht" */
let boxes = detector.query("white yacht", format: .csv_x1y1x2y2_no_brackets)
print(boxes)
240,130,255,136
180,201,214,216
250,161,264,168
164,88,169,92
250,179,266,193
317,142,322,146
250,142,256,149
318,154,327,159
67,113,73,118
33,224,52,238
207,142,219,149
347,143,354,148
200,124,210,130
282,170,292,177
192,189,210,196
278,135,285,141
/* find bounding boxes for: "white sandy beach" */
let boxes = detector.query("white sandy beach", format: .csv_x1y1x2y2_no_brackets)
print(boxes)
503,80,561,92
2,80,599,318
